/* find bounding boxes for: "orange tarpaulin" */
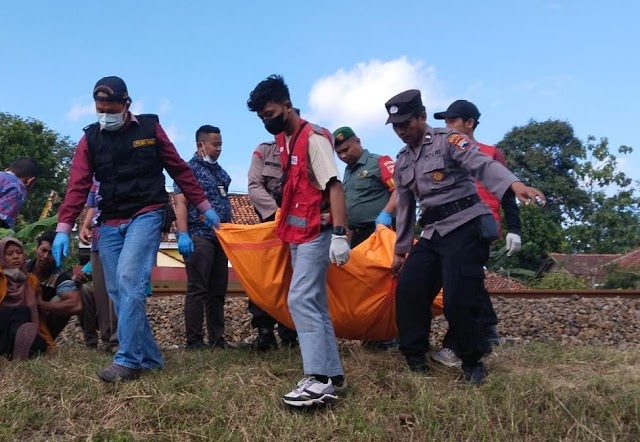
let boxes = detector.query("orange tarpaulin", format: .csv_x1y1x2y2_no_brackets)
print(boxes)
215,222,443,341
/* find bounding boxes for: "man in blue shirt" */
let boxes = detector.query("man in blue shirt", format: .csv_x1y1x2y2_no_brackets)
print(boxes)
174,125,233,350
0,157,41,228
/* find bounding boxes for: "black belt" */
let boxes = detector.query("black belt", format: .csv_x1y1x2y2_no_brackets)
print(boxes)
349,222,376,233
419,194,480,226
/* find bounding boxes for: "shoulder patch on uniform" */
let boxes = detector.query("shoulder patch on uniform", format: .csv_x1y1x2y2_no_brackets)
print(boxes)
309,123,334,145
253,150,263,159
137,113,160,123
83,122,99,132
448,134,470,150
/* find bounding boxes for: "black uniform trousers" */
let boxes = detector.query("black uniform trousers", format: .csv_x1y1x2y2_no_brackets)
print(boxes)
184,234,228,346
396,216,491,368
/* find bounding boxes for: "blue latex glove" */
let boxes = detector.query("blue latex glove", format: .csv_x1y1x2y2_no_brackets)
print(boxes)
177,232,194,260
52,232,70,267
202,208,221,229
375,210,393,227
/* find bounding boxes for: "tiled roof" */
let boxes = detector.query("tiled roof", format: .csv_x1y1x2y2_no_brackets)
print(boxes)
77,192,259,244
609,248,640,271
164,192,259,242
546,253,622,278
228,193,261,225
485,271,526,290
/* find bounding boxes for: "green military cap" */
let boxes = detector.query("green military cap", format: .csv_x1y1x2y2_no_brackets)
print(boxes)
333,126,356,146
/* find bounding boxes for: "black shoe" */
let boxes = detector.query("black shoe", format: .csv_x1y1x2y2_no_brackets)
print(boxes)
185,341,209,351
251,328,278,351
406,356,429,374
280,338,299,349
462,364,487,386
210,338,235,349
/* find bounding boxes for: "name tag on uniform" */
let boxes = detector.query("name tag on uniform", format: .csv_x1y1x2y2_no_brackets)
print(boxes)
132,138,156,148
291,155,298,165
218,185,227,197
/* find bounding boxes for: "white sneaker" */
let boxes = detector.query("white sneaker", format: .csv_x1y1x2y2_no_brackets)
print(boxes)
431,348,462,368
282,377,338,407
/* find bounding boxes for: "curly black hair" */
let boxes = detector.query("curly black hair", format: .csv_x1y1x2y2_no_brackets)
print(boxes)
37,229,57,246
247,74,290,112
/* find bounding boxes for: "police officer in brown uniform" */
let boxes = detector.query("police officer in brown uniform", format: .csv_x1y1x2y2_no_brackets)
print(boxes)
386,89,545,384
247,140,298,350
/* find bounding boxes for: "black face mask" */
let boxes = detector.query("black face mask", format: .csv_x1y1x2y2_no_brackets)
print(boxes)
263,111,287,135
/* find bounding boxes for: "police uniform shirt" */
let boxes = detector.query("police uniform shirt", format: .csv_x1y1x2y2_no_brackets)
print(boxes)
394,125,519,255
248,141,282,220
343,149,395,229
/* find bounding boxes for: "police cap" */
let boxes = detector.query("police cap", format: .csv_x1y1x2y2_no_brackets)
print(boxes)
93,76,131,104
384,89,424,124
434,100,480,121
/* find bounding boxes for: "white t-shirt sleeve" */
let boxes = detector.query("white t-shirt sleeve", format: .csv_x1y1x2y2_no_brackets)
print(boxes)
307,133,339,191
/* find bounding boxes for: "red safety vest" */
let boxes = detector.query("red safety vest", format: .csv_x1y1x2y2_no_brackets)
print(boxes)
275,120,333,244
475,142,502,233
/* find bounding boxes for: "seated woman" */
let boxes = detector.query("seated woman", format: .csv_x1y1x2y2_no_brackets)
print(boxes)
0,237,47,360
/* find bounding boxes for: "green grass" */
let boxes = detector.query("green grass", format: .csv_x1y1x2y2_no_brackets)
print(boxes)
1,343,638,441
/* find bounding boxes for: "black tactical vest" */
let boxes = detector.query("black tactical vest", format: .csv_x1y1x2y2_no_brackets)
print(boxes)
84,114,168,220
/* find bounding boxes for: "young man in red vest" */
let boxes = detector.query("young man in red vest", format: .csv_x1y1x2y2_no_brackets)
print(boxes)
247,75,350,407
430,99,522,368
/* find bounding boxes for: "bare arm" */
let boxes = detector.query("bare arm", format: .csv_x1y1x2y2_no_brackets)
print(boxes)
79,207,95,245
174,192,189,233
38,291,82,316
328,178,347,228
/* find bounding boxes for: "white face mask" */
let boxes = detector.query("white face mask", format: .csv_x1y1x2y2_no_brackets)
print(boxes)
97,110,126,131
202,155,217,164
198,143,217,164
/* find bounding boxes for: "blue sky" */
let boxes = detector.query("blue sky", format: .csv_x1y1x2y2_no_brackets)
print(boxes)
1,0,638,192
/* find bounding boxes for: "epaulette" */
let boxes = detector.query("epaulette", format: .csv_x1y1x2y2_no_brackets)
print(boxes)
137,113,160,123
83,122,99,132
434,127,453,135
396,146,410,158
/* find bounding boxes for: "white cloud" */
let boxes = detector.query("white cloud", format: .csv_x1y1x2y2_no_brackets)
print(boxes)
130,100,145,115
66,99,94,121
159,98,172,114
307,57,449,132
513,75,574,97
163,123,184,144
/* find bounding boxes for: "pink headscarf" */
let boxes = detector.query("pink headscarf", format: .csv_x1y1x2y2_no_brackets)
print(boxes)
0,237,39,323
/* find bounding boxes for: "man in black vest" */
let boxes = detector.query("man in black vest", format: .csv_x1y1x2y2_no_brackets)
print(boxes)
52,76,221,382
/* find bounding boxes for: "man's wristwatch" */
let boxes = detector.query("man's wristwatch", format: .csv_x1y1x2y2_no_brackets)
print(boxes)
333,225,347,236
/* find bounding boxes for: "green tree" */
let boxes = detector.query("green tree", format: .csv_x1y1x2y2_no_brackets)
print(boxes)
497,119,590,224
0,112,76,225
494,120,639,270
489,204,565,274
531,272,588,290
602,264,640,289
564,136,640,253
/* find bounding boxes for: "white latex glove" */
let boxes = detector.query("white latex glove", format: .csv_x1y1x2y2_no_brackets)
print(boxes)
505,233,522,257
329,234,350,266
